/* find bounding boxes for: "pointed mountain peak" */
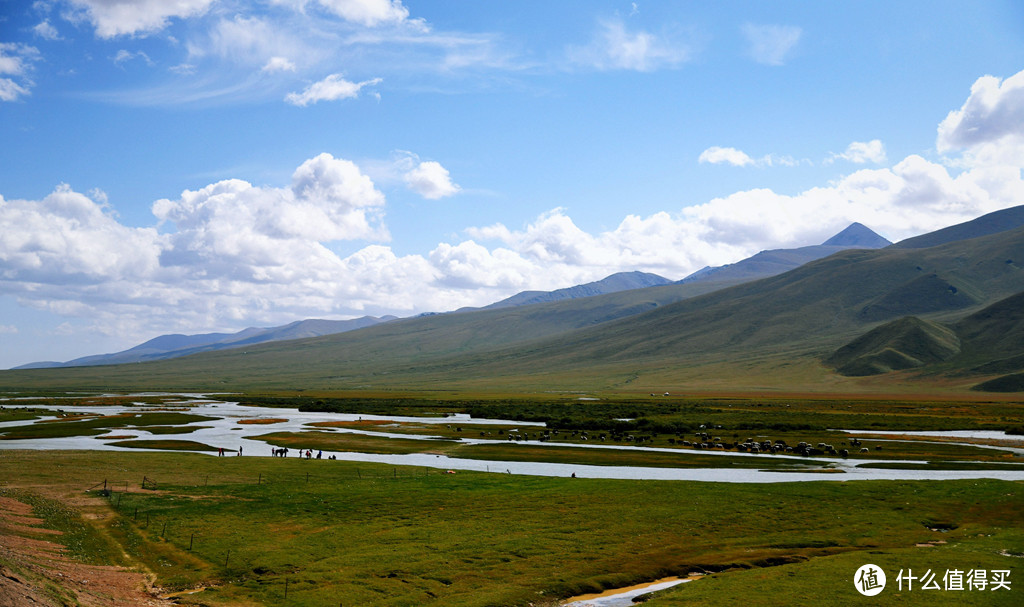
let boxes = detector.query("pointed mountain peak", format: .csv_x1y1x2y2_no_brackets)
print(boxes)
822,223,891,248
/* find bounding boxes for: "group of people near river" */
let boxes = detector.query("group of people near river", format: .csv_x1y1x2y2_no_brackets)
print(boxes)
268,447,336,460
213,446,337,460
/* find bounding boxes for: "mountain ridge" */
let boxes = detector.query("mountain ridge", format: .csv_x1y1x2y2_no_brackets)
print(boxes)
3,208,1023,393
13,316,396,370
679,222,891,285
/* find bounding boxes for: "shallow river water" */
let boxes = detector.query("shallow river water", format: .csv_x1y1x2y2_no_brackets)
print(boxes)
2,396,1023,483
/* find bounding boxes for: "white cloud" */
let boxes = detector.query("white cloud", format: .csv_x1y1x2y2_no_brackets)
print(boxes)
196,15,314,70
742,23,801,66
938,70,1024,167
0,186,164,286
0,43,40,102
285,73,383,106
828,139,888,164
169,63,197,75
112,49,153,67
699,146,754,167
67,0,215,38
0,79,31,102
33,20,61,40
71,1,511,107
403,161,460,199
0,154,412,339
262,56,297,73
314,0,410,27
6,65,1024,351
0,325,18,334
154,153,389,253
567,18,691,71
699,146,798,168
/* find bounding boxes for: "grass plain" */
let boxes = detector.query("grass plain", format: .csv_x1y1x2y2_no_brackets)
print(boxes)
0,392,1023,605
0,449,1022,606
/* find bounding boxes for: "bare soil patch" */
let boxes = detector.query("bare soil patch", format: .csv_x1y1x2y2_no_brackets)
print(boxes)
0,494,174,607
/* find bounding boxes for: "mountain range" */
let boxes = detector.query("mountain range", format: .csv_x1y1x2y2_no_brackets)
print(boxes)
3,209,1023,394
15,223,888,370
14,316,395,370
679,222,890,285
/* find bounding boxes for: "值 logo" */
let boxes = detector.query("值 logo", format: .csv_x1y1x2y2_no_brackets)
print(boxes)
855,563,887,596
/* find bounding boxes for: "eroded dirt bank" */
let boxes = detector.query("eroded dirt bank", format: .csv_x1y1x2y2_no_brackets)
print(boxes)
0,494,172,607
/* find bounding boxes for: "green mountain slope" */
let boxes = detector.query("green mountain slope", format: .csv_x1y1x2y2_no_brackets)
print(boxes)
2,209,1023,394
826,290,1024,387
953,291,1024,376
890,205,1024,249
826,317,961,376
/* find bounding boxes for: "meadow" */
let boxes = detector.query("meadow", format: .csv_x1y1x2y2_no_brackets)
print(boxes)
0,449,1021,606
1,393,1022,605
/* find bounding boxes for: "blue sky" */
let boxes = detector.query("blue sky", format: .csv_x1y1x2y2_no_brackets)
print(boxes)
2,1,1024,369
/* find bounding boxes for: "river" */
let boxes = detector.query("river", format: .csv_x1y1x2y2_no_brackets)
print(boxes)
2,396,1023,483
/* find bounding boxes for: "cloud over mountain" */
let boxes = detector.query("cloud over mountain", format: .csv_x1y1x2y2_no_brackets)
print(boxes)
3,69,1024,359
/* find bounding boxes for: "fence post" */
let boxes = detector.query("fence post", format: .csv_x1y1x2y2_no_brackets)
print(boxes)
189,533,194,551
258,473,262,485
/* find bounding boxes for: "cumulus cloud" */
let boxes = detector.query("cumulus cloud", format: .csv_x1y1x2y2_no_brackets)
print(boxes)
0,154,415,340
5,69,1024,351
828,139,888,164
742,23,801,66
67,0,215,38
0,186,163,286
938,70,1024,166
154,153,388,253
285,73,383,106
403,161,460,199
567,18,691,71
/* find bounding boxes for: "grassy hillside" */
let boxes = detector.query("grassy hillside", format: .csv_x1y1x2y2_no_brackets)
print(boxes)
826,317,961,376
2,221,1023,395
891,204,1024,249
825,289,1024,384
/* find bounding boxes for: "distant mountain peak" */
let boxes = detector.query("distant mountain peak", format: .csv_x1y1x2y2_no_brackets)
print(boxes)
479,271,672,311
822,223,891,248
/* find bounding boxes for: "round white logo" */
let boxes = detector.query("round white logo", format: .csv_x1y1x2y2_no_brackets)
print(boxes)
854,564,886,596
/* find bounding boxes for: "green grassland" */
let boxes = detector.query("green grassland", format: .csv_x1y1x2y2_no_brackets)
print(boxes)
0,450,1020,606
